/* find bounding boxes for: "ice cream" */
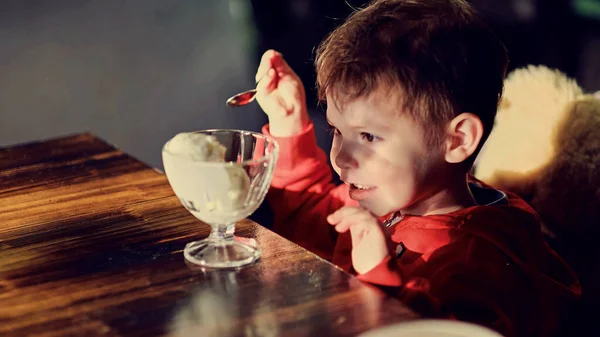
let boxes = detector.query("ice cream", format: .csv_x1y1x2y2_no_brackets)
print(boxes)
162,132,251,223
164,132,227,162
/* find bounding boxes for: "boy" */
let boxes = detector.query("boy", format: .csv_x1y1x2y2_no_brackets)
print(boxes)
254,0,580,336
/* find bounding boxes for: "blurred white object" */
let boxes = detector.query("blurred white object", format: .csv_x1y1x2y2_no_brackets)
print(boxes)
358,319,504,337
169,290,234,337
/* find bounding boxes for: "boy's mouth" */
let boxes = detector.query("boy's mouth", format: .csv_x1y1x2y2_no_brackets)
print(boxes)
347,183,375,201
349,183,374,190
344,181,376,200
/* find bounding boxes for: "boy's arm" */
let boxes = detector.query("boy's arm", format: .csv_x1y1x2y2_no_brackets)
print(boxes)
263,122,354,260
253,49,354,259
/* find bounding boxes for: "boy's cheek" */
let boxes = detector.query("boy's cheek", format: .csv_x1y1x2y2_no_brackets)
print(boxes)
329,145,342,174
332,164,341,177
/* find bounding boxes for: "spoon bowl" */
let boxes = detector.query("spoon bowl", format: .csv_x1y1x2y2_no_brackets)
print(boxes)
226,89,258,107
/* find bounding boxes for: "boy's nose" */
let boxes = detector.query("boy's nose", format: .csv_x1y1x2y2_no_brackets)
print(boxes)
333,143,358,169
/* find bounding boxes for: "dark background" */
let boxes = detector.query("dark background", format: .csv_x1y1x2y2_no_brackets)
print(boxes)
2,0,599,233
1,0,599,168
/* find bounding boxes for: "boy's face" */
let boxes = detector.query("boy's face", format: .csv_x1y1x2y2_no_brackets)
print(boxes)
327,89,445,217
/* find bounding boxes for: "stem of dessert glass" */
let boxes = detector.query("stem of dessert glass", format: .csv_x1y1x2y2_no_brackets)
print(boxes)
208,223,235,243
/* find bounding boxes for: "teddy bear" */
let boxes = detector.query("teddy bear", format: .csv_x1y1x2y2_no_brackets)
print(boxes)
473,65,600,334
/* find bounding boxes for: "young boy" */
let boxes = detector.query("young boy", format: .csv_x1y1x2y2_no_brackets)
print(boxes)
253,0,580,336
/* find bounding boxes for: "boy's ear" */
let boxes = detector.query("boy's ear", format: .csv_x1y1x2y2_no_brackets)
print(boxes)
444,113,484,164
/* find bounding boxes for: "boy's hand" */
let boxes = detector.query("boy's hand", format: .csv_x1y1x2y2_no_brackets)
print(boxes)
255,49,309,137
327,206,389,274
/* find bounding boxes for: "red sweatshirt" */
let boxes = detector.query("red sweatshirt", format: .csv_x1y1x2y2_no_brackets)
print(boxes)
262,123,580,336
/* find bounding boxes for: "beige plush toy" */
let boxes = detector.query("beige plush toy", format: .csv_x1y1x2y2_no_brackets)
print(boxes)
474,65,600,331
475,65,600,240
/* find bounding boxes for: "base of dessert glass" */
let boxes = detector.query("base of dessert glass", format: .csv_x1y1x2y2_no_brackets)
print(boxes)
183,236,261,269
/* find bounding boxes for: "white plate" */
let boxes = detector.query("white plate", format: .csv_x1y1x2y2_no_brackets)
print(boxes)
358,319,504,337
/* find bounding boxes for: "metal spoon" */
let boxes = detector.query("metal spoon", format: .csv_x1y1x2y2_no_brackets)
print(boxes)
226,89,257,107
225,71,270,107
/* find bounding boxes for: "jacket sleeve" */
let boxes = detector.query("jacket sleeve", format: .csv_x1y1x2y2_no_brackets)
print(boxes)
262,122,355,260
356,239,532,337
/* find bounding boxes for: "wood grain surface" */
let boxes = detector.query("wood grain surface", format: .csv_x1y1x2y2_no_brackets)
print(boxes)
0,133,416,337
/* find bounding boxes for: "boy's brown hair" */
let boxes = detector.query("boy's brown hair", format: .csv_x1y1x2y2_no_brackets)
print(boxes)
315,0,508,162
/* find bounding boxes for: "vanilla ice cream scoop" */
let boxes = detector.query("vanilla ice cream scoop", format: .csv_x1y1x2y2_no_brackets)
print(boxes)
164,132,227,162
163,132,251,223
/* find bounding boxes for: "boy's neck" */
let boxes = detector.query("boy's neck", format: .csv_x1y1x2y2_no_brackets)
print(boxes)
402,173,476,217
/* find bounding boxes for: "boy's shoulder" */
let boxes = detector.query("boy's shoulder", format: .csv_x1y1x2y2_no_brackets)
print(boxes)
457,176,541,241
401,176,540,238
412,176,546,263
466,174,538,218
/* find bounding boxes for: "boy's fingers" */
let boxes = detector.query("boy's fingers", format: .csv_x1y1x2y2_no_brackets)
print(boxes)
334,218,365,234
333,216,372,234
256,68,277,96
327,209,340,224
328,206,361,224
349,226,367,247
334,221,351,233
255,49,282,83
270,52,293,75
255,50,275,83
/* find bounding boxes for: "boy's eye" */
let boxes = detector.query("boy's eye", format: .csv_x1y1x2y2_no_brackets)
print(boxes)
360,132,379,143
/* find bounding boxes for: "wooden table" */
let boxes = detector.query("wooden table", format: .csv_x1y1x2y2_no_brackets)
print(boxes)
0,134,416,337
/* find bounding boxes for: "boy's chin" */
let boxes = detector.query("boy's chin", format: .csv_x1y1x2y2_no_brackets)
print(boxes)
358,200,392,218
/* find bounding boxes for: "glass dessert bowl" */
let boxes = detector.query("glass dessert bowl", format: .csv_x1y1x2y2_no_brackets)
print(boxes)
162,129,278,269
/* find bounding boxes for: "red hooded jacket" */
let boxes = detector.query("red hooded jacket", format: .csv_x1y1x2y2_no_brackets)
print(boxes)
263,123,581,336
